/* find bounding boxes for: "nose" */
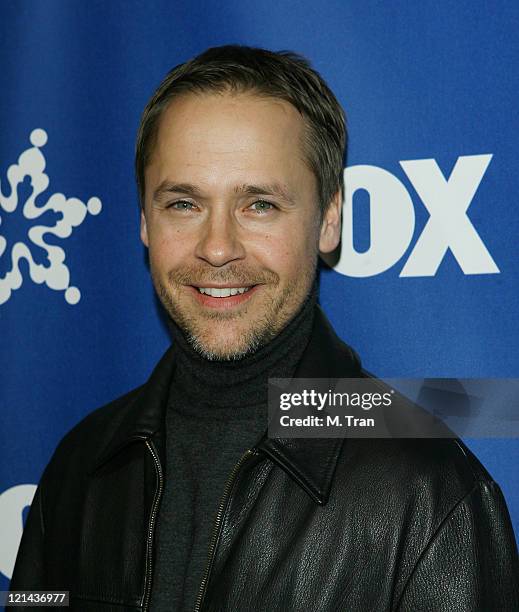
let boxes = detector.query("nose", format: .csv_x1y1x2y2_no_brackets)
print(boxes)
194,208,246,267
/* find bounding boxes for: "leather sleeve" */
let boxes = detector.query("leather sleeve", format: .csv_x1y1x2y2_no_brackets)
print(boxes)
397,480,519,611
8,480,46,594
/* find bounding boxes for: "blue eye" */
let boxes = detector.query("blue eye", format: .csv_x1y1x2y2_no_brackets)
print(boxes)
169,200,195,211
250,200,275,214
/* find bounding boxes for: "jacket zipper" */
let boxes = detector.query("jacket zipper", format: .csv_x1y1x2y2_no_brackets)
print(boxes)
193,448,258,612
142,439,164,612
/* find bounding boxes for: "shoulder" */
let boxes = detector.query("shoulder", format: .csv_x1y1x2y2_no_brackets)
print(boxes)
41,384,145,482
347,370,494,493
334,433,499,552
48,344,176,469
341,435,491,491
62,384,144,448
331,435,508,572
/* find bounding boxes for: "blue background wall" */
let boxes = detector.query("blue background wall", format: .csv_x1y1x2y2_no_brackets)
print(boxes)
1,0,517,593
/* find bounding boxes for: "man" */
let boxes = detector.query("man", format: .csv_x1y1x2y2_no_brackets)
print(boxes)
10,45,518,611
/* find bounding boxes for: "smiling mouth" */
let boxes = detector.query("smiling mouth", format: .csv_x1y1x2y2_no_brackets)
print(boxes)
196,286,254,297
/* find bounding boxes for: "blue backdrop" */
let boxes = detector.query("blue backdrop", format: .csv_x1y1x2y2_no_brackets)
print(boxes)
1,0,518,593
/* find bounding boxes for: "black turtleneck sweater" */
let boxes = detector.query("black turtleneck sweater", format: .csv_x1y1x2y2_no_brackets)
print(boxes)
150,279,318,611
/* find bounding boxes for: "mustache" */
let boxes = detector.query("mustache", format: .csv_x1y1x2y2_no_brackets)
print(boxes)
167,264,279,286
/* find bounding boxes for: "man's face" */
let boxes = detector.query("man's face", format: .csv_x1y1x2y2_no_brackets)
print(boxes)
141,91,341,360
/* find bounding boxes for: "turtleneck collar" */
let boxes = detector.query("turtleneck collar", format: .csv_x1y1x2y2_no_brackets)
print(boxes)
166,276,319,410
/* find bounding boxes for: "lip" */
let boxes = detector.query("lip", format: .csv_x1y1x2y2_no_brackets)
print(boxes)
189,284,260,309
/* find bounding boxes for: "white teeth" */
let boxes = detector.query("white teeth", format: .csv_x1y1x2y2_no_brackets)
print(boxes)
198,286,252,297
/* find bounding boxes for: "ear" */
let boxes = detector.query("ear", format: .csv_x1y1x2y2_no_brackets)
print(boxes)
318,189,342,253
140,208,149,248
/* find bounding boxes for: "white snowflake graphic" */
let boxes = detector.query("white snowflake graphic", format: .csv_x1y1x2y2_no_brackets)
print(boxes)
0,129,102,305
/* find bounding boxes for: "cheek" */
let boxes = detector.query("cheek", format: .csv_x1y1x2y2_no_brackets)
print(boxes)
148,232,187,273
251,233,289,262
253,232,310,273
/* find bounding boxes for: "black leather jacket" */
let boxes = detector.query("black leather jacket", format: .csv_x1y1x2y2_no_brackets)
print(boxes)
10,306,519,611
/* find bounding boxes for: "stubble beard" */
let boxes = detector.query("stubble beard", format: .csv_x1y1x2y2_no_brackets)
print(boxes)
152,261,317,362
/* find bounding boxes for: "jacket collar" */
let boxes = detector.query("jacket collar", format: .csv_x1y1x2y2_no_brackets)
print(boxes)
93,304,362,505
255,305,362,505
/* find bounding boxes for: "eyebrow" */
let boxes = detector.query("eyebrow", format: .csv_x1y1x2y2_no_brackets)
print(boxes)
152,181,296,205
152,182,203,201
234,183,296,205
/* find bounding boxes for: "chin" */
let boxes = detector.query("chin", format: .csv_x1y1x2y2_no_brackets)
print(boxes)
187,324,269,362
189,338,255,362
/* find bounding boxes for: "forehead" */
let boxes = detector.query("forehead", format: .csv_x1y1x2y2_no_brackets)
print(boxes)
147,91,311,188
156,90,305,144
